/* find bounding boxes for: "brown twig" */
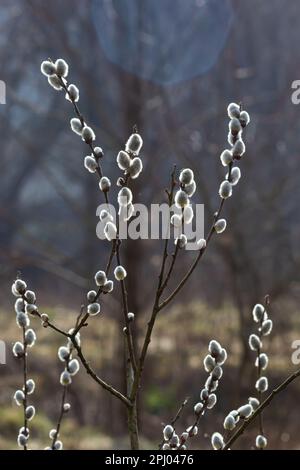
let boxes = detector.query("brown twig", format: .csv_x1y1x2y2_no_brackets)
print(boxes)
51,386,67,449
159,243,180,295
29,309,69,338
157,166,177,296
71,340,131,407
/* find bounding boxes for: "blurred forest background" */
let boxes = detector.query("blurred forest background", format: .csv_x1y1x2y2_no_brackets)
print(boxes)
1,0,300,450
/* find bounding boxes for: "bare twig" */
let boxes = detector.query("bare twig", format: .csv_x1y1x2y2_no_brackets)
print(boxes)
26,307,129,407
157,166,177,296
51,386,67,449
29,309,69,338
159,243,180,295
158,397,189,449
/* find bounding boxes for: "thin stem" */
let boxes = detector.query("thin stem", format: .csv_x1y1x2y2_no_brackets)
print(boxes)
223,367,300,450
157,166,177,296
130,169,177,401
116,241,137,373
51,386,67,449
158,397,189,449
115,229,138,447
26,306,128,407
30,310,69,338
159,204,185,295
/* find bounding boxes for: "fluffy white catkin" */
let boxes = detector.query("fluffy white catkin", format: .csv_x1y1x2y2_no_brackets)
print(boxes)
125,133,143,155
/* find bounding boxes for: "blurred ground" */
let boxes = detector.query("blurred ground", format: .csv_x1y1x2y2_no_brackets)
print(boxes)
1,298,300,450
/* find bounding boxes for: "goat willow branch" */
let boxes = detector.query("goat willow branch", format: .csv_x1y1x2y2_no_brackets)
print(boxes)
40,59,137,408
223,367,300,450
132,104,244,402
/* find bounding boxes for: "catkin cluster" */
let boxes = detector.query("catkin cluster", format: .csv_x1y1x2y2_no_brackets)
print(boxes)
250,303,272,449
11,278,37,449
58,340,80,387
211,302,272,450
217,399,259,450
117,132,143,180
86,269,114,319
171,168,196,248
162,340,227,450
217,102,250,232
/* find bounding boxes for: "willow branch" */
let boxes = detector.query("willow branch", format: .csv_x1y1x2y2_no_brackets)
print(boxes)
51,386,67,449
256,298,269,438
223,367,300,450
22,326,28,451
28,307,129,407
